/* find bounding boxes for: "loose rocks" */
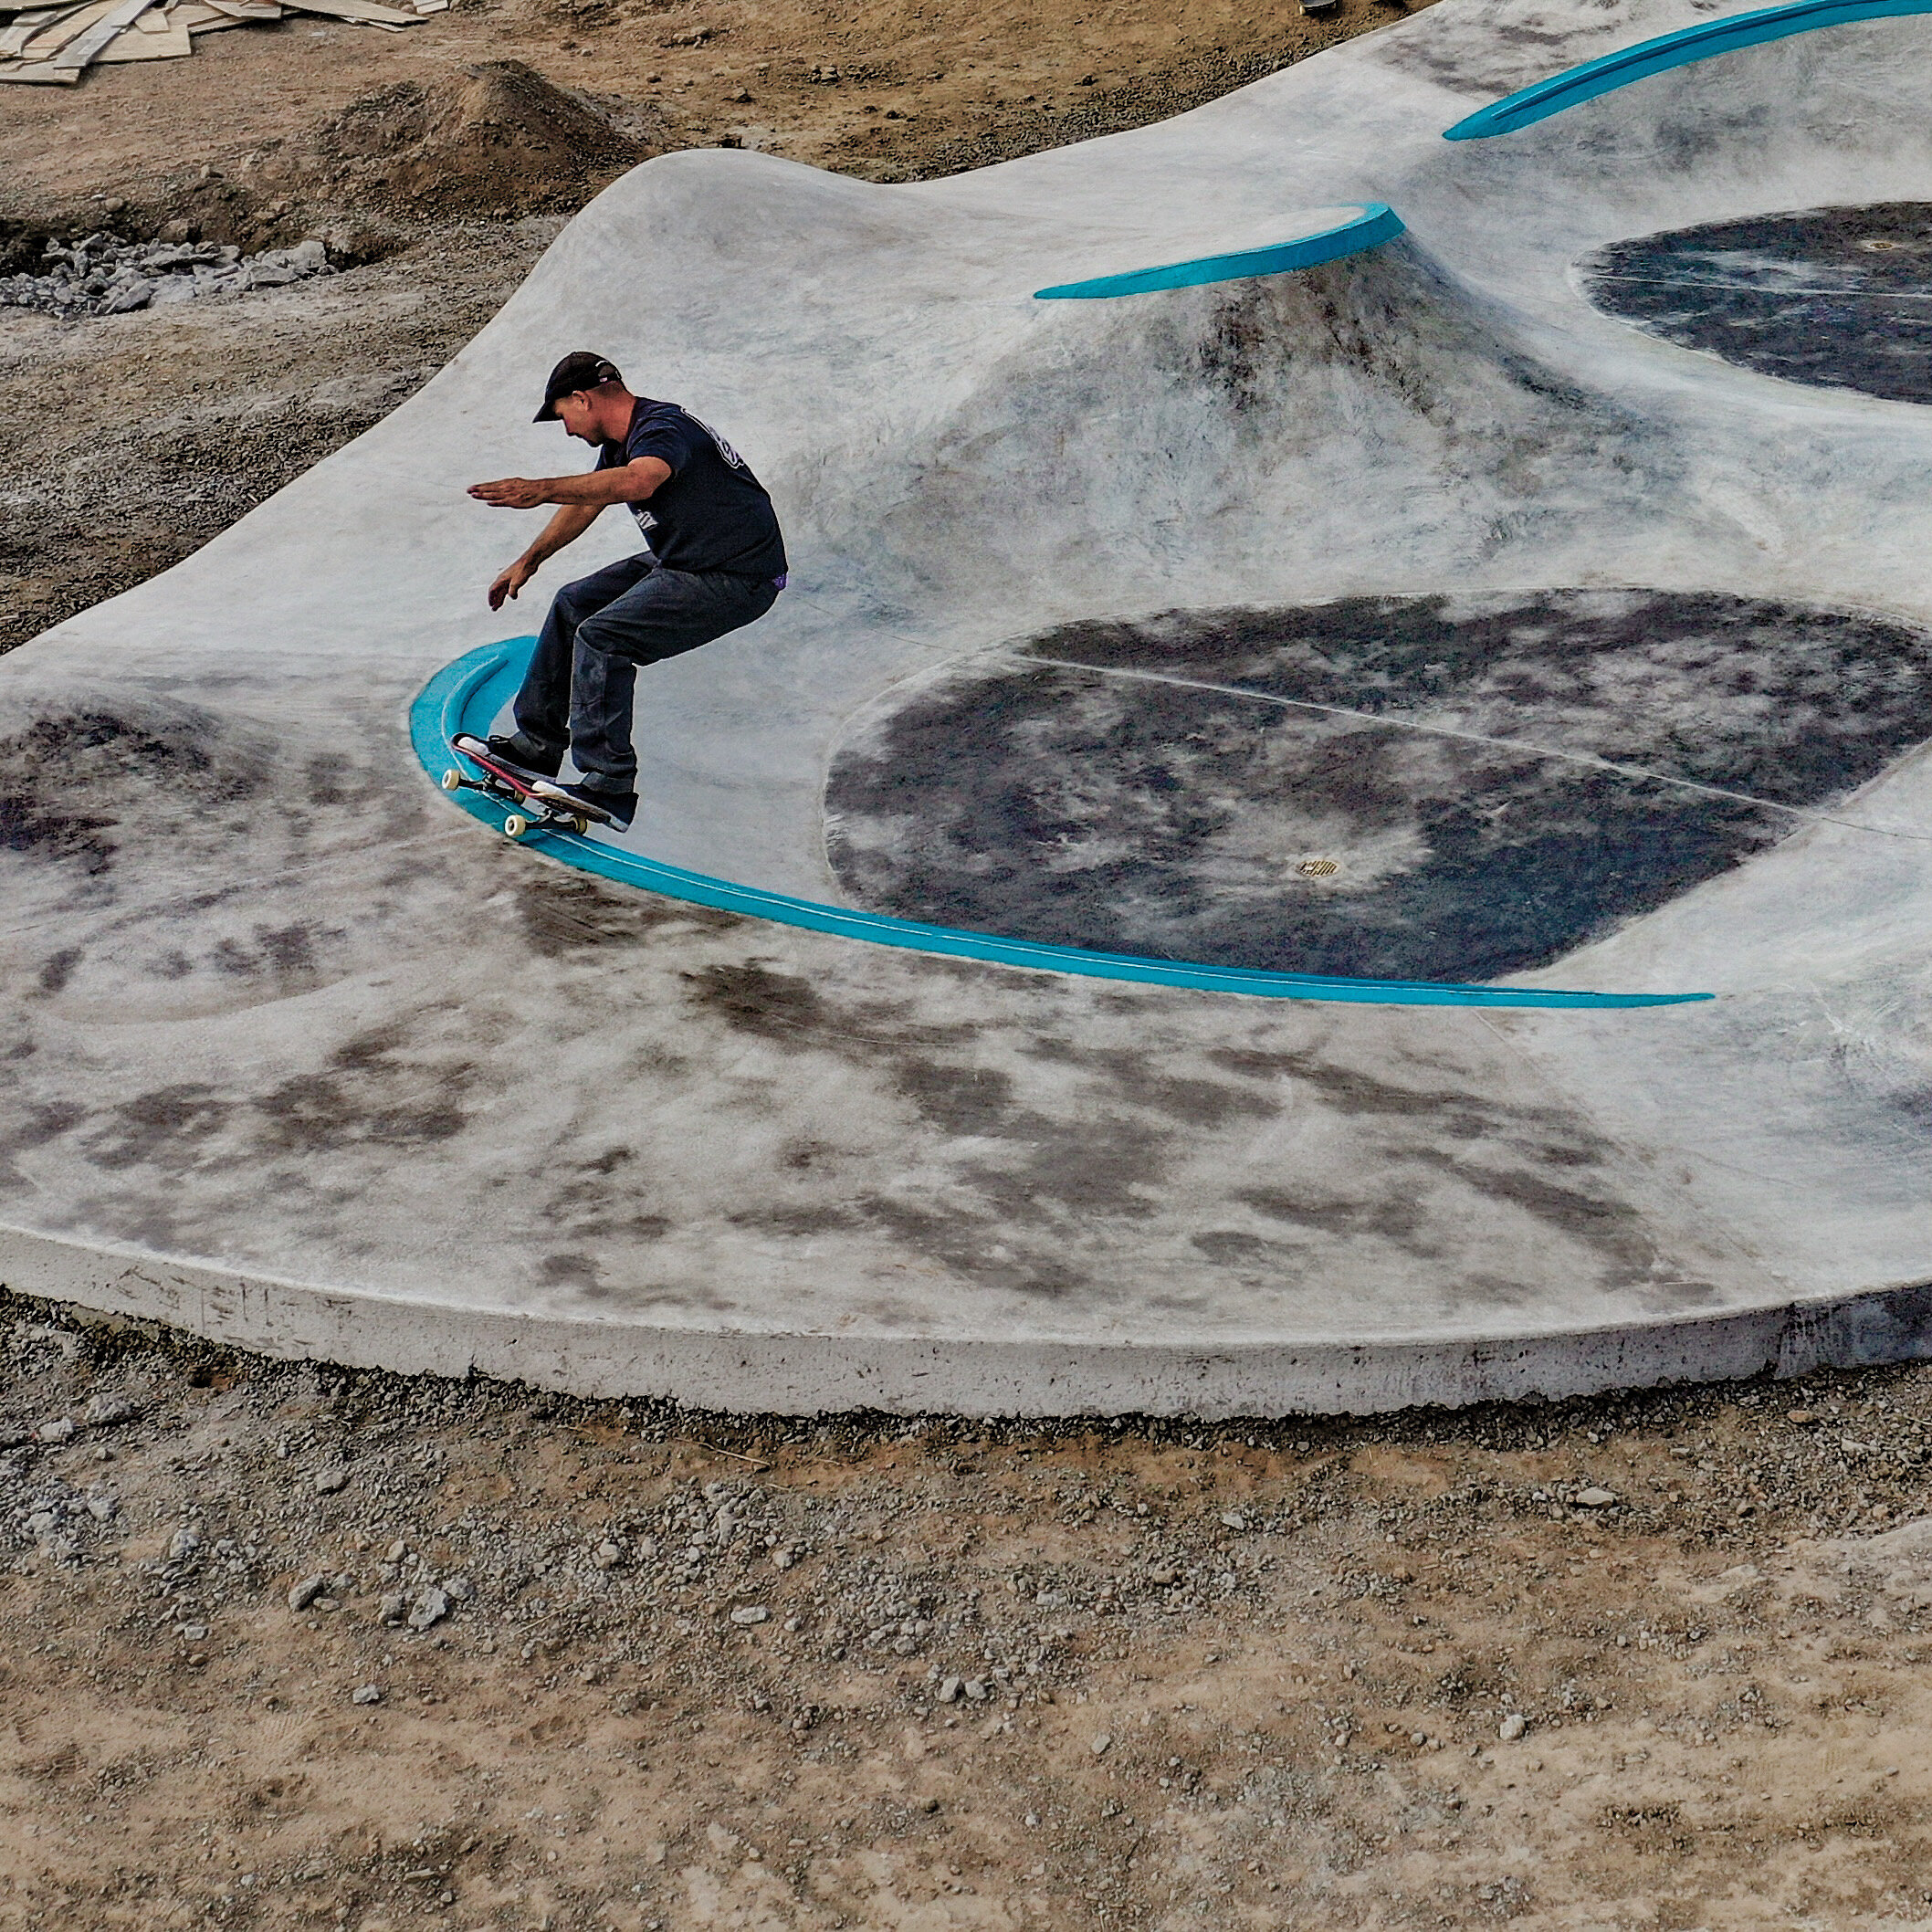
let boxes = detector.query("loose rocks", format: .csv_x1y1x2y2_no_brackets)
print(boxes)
0,233,331,320
407,1586,449,1632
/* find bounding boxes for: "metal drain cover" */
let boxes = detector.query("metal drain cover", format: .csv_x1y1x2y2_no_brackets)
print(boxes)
1297,857,1341,878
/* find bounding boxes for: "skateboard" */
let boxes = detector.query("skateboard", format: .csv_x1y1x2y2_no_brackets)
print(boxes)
443,736,614,841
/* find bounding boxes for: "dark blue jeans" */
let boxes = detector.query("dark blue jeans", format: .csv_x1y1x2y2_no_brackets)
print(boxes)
512,554,780,789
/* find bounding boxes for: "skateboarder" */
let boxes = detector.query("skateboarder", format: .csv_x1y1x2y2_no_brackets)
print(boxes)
466,351,789,830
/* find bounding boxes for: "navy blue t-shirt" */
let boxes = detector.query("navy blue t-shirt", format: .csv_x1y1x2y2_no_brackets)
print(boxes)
596,397,787,581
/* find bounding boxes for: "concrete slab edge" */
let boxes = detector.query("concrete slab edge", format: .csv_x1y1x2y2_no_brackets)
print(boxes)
7,1223,1930,1418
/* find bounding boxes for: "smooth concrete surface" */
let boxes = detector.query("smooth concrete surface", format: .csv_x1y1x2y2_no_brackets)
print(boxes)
1442,0,1932,138
7,0,1932,1413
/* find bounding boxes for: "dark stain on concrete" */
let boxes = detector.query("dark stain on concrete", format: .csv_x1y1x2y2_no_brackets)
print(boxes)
0,793,116,877
681,960,828,1045
517,870,740,958
0,705,282,899
252,1024,474,1154
891,1056,1016,1139
1236,1184,1434,1250
81,1086,235,1172
1582,202,1932,404
1413,1149,1659,1282
856,1191,1087,1297
826,590,1932,982
1085,1055,1284,1129
36,947,81,995
730,1202,864,1235
5,1099,85,1148
1191,1228,1295,1267
540,1143,671,1247
539,1252,611,1296
211,922,322,980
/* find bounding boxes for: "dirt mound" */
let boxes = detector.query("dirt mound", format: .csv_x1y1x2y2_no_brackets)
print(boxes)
306,60,657,219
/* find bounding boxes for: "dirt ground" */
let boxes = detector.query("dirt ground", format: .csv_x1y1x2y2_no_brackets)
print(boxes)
7,1296,1932,1931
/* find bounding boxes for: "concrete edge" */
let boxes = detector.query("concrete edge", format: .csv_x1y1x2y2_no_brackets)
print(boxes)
1032,204,1405,300
6,1224,1930,1418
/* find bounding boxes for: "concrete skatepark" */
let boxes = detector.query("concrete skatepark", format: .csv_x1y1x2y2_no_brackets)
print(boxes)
7,0,1932,1415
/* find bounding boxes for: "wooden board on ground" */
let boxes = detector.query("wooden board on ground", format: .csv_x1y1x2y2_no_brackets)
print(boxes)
97,4,192,55
51,0,157,67
0,0,419,78
0,0,89,47
278,0,420,23
14,0,117,57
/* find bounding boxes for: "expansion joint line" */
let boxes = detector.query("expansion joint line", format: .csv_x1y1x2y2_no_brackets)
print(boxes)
1586,273,1932,300
1016,653,1932,842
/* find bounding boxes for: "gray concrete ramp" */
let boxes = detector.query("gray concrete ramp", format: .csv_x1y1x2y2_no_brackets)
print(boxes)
7,0,1932,1412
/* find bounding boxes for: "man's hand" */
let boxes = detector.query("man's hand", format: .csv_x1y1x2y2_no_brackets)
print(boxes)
469,477,553,510
488,556,537,611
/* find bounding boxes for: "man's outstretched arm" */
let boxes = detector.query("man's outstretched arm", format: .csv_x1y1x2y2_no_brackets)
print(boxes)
483,501,597,611
469,456,673,512
472,457,673,609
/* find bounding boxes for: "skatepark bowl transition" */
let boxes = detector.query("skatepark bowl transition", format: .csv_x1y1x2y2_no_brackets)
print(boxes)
10,0,1932,1418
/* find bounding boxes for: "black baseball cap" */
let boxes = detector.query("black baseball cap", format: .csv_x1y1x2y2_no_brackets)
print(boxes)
534,351,623,422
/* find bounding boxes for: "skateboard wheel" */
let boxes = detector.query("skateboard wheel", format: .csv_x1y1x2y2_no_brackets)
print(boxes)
502,814,529,840
441,768,462,793
570,815,589,836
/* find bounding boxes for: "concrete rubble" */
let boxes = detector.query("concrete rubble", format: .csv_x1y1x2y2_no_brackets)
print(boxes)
0,231,331,315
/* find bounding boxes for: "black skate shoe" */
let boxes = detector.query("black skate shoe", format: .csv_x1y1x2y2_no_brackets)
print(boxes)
453,730,562,781
530,774,637,832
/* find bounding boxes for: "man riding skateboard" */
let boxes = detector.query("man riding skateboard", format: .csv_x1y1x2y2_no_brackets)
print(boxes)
465,351,789,830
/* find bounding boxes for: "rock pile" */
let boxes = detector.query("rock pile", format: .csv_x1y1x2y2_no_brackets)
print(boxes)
0,231,331,315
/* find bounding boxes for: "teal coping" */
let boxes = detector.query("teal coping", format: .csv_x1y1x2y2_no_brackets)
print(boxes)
1444,0,1932,139
411,638,1712,1009
1034,204,1406,299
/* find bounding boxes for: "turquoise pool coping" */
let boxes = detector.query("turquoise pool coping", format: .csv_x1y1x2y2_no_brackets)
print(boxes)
411,639,1712,1009
1444,0,1932,139
1034,204,1405,299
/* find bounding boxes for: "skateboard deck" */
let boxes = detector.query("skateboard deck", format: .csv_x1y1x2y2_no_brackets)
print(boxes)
444,736,614,841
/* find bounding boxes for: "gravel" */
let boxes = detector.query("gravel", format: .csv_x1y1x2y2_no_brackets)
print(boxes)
8,1287,1932,1927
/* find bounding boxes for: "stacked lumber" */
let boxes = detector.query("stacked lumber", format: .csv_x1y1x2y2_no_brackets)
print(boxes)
0,0,447,82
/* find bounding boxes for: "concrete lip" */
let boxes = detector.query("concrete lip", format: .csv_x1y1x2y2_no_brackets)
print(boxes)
7,0,1932,1414
1032,203,1406,299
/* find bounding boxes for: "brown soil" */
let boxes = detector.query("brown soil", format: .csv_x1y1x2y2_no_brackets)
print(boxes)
0,0,1427,232
6,1294,1932,1930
